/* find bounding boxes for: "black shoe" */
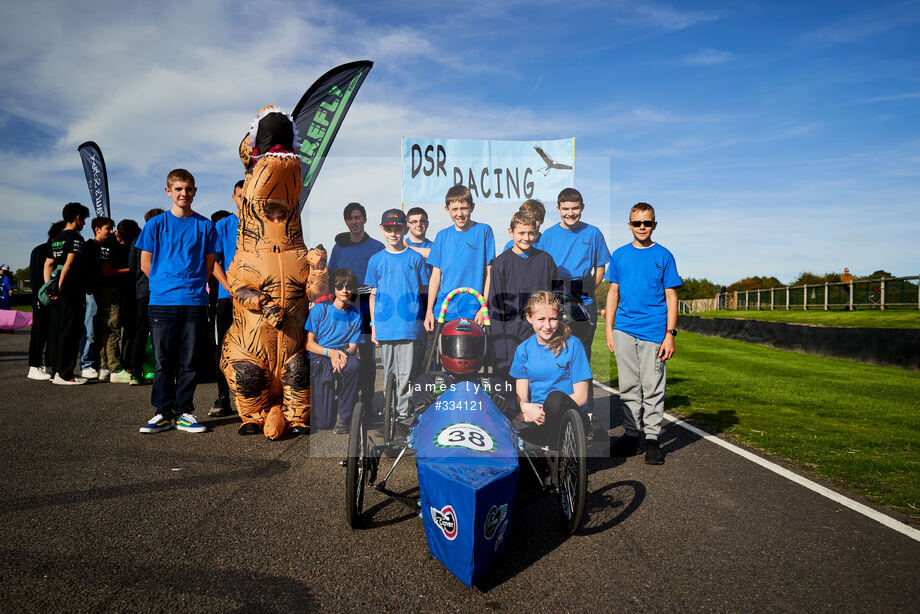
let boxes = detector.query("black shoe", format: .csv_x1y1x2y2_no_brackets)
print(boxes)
208,397,232,417
611,435,639,457
238,422,261,436
289,425,309,436
644,439,664,465
333,417,349,434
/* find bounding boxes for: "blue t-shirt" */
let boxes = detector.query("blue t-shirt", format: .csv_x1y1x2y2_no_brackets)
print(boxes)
305,301,362,351
509,334,593,407
406,236,433,281
605,242,682,343
536,222,610,306
328,234,385,285
136,210,218,307
215,214,239,300
365,248,426,341
0,275,12,310
427,222,495,320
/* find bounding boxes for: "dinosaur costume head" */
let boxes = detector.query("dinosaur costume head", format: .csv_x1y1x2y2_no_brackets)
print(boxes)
238,106,304,252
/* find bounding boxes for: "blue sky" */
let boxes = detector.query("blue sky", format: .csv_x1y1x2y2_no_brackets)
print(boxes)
1,0,918,284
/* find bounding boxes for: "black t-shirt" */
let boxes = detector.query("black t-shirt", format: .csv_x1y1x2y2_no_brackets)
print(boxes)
50,229,85,293
99,236,130,289
83,238,101,294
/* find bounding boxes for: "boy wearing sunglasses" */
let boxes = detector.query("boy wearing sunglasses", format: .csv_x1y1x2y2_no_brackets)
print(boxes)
305,268,362,433
604,202,682,464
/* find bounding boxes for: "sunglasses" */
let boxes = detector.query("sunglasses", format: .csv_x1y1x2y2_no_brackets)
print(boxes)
334,283,354,292
629,220,656,228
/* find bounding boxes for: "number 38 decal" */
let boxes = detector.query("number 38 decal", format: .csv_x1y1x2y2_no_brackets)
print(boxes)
434,422,495,452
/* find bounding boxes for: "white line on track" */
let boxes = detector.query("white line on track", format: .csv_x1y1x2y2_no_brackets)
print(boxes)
592,379,920,543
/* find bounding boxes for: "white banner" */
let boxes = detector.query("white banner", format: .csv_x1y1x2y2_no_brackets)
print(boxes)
401,137,574,204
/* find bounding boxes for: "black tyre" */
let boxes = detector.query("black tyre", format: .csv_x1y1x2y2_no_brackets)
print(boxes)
345,404,369,528
556,408,588,534
382,372,397,444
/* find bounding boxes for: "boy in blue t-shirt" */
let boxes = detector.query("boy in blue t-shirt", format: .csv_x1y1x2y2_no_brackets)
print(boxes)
328,202,384,409
604,202,681,465
136,169,217,434
537,187,610,357
404,206,433,376
425,186,495,329
305,268,362,433
366,209,427,422
405,206,433,265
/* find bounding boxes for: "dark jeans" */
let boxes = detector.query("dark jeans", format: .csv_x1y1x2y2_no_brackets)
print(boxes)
49,289,85,379
131,298,149,378
214,298,232,400
28,304,51,368
149,305,204,417
120,289,136,370
309,353,359,430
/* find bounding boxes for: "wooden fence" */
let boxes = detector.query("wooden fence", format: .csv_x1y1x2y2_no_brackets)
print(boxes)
702,275,920,312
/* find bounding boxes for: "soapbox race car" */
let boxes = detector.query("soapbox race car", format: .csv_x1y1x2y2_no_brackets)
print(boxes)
343,288,588,586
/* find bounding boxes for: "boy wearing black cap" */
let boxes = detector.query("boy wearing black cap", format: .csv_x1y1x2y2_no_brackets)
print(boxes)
365,209,427,423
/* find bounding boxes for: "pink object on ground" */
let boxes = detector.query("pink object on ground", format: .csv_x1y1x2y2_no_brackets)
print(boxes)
0,309,32,330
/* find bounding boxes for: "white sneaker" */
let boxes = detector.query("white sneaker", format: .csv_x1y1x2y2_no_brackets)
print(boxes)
139,413,173,434
27,366,52,381
109,370,132,384
81,367,99,379
175,413,207,433
98,368,111,381
52,373,88,386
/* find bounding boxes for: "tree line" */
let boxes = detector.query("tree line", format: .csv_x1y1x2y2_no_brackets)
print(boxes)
594,270,905,304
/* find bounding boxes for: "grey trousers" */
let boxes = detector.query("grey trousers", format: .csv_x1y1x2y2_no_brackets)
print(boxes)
613,329,666,440
379,340,416,418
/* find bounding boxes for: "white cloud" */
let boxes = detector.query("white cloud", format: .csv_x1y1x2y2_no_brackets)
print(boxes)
802,1,920,45
865,92,920,103
617,1,720,31
684,48,734,65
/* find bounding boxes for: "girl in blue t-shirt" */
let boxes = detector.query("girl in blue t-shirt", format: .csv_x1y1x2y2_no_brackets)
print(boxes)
509,291,593,445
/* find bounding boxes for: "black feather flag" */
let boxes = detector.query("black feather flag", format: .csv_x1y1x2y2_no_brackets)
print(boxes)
292,60,373,210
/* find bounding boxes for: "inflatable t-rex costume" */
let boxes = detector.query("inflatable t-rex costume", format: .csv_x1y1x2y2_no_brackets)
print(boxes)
220,106,312,439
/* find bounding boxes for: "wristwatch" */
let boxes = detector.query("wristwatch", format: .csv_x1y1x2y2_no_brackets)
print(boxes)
666,329,677,336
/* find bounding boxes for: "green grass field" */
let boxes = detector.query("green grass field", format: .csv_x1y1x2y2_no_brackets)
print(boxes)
590,325,920,518
690,309,920,329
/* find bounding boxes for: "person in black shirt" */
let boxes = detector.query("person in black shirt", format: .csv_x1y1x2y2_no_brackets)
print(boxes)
27,220,66,380
43,202,90,385
115,219,141,381
96,217,133,382
487,210,563,377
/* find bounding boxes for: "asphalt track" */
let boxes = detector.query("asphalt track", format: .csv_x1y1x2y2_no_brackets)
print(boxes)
1,329,918,613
